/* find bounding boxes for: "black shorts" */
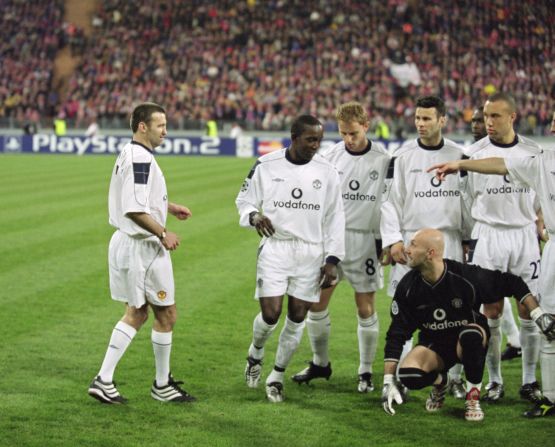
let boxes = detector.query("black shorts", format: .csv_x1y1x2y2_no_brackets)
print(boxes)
417,313,490,371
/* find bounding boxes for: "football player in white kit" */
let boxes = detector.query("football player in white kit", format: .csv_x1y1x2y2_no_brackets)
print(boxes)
473,107,523,362
88,103,195,404
290,102,390,393
429,110,555,417
380,96,469,398
457,93,543,403
236,115,345,403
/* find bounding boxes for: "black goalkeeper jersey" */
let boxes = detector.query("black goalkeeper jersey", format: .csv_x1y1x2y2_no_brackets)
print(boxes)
384,259,531,362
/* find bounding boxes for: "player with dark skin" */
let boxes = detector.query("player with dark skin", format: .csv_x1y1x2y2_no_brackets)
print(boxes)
471,108,487,142
249,123,338,327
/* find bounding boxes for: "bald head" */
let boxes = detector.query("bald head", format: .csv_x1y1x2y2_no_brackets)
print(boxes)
406,228,445,269
417,228,445,257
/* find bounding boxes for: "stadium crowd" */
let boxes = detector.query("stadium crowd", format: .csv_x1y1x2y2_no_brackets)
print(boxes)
0,0,553,134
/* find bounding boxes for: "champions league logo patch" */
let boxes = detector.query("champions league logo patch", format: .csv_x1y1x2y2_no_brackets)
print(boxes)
257,278,263,288
157,290,167,300
369,170,379,181
451,298,463,309
313,179,322,190
391,300,399,315
241,180,249,192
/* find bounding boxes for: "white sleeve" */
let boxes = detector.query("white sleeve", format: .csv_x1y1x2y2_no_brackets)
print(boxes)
235,160,262,228
380,157,403,247
323,168,345,261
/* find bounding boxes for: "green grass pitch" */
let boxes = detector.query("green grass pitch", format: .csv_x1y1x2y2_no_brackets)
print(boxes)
0,154,549,447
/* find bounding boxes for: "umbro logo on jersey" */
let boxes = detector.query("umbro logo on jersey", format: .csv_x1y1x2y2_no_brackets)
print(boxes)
272,177,285,182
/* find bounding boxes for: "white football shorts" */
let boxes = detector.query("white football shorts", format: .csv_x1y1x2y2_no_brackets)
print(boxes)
337,230,383,293
255,238,324,303
537,236,555,313
470,222,540,294
109,230,175,308
388,229,463,297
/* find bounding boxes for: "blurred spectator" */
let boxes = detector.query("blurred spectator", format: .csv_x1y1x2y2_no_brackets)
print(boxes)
85,115,99,137
230,122,244,139
53,112,67,136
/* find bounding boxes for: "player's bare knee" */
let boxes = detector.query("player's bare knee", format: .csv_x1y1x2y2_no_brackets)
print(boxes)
123,304,149,329
355,292,375,318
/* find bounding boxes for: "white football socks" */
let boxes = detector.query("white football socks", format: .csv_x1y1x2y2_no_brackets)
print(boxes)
307,310,331,367
541,338,555,402
152,329,172,387
519,317,539,385
249,312,277,360
486,318,503,384
357,313,379,375
273,317,305,373
502,298,521,348
98,321,137,382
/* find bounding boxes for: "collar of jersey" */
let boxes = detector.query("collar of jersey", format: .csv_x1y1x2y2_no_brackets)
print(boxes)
488,135,519,148
345,140,372,156
285,147,311,165
420,260,448,288
417,138,444,151
131,140,153,153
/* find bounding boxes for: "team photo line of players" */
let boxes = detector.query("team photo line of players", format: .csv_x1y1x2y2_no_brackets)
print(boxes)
89,96,555,422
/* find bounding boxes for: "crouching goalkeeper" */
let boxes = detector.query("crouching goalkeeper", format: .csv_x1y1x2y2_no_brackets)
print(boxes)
381,228,555,421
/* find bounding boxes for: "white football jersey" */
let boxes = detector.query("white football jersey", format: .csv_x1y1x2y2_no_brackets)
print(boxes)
506,149,555,233
108,141,168,237
380,138,466,247
465,135,541,228
236,148,345,261
323,140,391,232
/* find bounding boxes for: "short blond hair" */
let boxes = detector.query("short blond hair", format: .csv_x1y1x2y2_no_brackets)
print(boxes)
335,102,369,125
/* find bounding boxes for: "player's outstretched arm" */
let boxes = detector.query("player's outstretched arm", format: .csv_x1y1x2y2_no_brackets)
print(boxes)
427,157,508,181
169,202,192,220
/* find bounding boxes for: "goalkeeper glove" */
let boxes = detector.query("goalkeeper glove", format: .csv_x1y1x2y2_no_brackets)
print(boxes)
530,307,555,341
382,374,404,415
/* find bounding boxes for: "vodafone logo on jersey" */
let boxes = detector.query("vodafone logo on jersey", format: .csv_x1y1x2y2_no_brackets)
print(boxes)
343,179,377,202
422,307,468,331
272,187,321,211
413,175,461,198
